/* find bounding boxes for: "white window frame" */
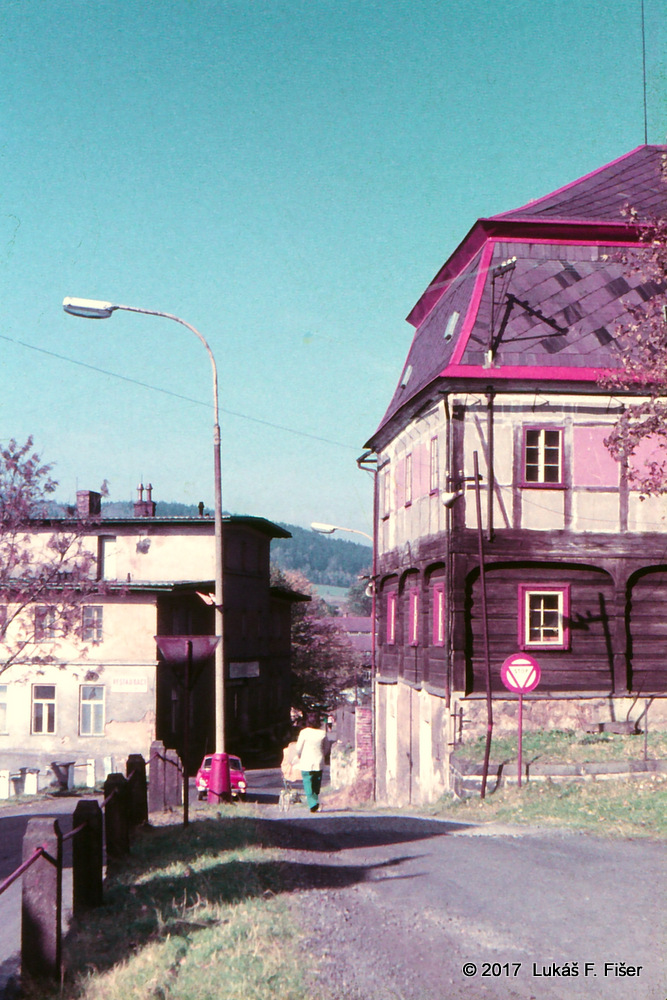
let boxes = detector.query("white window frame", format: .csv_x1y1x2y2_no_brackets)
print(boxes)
80,684,105,736
523,427,564,486
32,684,56,734
0,684,7,733
519,585,570,650
82,605,104,644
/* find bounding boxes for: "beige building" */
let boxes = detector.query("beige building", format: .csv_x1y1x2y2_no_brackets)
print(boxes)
0,490,294,793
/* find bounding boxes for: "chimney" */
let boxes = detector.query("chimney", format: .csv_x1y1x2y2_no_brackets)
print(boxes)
133,482,157,518
76,490,102,518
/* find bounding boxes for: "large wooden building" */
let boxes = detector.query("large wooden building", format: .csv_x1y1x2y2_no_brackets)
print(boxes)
364,145,667,805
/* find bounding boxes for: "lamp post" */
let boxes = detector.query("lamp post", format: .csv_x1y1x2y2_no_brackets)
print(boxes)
63,297,227,759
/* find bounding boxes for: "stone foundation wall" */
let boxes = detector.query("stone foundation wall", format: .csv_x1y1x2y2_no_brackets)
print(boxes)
375,678,667,807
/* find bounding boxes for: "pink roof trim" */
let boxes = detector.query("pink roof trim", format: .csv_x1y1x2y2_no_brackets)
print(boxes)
491,146,647,219
439,364,612,382
450,242,495,366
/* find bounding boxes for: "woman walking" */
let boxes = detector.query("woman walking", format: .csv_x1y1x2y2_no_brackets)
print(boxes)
295,711,327,812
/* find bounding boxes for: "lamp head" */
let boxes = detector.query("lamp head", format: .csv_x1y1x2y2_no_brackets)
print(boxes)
310,522,337,534
63,296,116,319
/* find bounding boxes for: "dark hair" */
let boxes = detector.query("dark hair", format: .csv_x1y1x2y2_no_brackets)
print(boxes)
305,711,320,728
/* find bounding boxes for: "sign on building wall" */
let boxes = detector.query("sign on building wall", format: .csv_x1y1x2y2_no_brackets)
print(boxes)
110,676,149,693
229,661,260,679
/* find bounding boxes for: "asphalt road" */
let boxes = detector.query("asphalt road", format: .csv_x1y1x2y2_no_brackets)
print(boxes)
274,812,666,1000
0,775,664,1000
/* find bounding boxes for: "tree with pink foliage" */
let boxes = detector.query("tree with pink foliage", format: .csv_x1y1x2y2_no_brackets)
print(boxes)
0,437,99,675
603,165,667,495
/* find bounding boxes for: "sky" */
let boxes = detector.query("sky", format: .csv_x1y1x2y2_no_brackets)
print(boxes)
1,0,665,540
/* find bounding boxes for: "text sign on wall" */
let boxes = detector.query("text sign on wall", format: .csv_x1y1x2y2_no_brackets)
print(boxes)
110,676,149,693
500,653,541,694
229,661,260,679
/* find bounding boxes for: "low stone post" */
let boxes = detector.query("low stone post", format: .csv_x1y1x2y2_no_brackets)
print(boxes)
72,800,103,914
103,773,130,860
148,740,166,813
164,748,183,807
126,754,148,826
21,818,61,982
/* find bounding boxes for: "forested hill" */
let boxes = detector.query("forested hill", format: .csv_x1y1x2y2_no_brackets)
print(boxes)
94,502,371,589
270,523,371,588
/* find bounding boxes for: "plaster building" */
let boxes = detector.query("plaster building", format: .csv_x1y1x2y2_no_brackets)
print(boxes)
364,144,667,805
0,488,296,792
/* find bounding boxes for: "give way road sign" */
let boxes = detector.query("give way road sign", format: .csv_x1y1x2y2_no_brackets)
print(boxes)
500,653,541,694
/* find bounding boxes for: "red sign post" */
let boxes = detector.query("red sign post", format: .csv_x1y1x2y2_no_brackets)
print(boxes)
500,654,541,788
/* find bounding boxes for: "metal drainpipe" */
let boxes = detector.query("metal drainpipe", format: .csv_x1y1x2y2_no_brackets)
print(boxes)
487,388,495,542
474,451,494,799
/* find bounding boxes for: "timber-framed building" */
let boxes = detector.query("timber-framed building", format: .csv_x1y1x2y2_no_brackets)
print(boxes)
364,145,667,804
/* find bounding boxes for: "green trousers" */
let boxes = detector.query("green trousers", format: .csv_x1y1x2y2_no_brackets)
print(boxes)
301,770,322,810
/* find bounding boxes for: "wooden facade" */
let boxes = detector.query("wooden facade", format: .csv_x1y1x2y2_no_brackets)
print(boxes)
365,145,667,804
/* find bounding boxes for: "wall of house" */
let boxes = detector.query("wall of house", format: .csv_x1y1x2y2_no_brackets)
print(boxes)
373,390,667,805
0,594,158,788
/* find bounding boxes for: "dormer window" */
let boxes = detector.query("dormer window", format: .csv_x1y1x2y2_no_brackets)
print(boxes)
400,364,413,388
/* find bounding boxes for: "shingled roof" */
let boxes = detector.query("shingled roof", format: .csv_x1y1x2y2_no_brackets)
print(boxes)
368,145,667,444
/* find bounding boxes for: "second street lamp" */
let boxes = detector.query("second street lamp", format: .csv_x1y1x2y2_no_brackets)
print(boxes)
63,296,227,770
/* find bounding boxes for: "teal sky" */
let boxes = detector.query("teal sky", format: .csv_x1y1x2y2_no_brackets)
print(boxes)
1,0,665,537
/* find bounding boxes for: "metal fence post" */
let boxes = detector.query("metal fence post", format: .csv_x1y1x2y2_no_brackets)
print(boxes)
72,800,104,914
21,818,61,982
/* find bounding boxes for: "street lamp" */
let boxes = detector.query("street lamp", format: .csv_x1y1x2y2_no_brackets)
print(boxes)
63,296,227,760
310,522,373,543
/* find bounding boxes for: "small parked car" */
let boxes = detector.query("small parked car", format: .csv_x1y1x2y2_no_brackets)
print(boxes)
196,754,247,800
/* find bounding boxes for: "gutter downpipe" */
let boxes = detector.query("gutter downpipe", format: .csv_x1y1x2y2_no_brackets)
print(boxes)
474,451,494,799
487,388,495,542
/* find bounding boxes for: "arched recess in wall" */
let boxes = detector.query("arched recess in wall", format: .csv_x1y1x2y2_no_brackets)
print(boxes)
626,565,667,695
462,560,615,696
378,574,399,681
399,569,421,684
425,562,447,690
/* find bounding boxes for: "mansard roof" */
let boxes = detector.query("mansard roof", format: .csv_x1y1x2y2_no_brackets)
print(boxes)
368,145,667,444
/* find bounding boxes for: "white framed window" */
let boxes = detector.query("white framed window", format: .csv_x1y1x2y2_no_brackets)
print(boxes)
432,584,446,647
386,592,397,645
523,427,564,486
32,684,56,734
34,606,58,641
429,437,439,494
519,585,570,650
82,606,104,644
80,685,105,736
0,684,7,733
408,588,419,646
405,453,413,506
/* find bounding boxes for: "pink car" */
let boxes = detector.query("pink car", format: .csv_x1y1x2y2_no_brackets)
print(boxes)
196,754,247,800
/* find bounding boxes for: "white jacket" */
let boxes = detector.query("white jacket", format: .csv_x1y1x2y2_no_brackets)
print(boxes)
295,726,327,771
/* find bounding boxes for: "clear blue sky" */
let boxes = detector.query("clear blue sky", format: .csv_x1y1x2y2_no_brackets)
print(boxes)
1,0,665,538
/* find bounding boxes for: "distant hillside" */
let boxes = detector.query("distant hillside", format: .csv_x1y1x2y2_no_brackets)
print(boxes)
271,523,371,588
89,502,371,589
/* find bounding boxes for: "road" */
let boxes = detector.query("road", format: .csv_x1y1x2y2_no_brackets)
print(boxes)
0,774,664,1000
272,811,666,1000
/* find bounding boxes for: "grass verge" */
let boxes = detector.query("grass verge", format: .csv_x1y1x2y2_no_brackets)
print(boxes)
455,728,667,765
424,774,667,839
25,805,309,1000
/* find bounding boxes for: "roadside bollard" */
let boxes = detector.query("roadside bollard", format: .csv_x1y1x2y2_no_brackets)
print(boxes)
126,754,148,826
164,748,183,807
103,773,131,860
21,818,61,982
148,740,166,813
72,800,103,914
